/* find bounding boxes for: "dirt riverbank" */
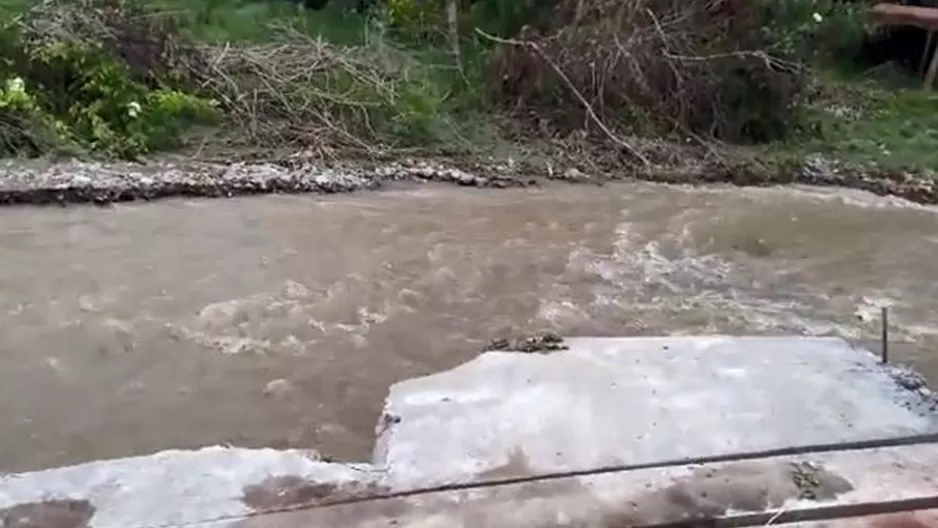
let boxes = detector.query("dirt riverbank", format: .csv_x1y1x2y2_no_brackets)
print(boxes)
0,152,935,207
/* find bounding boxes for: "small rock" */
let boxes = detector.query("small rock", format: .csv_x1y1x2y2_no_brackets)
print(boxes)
562,167,588,181
452,170,477,186
70,174,92,187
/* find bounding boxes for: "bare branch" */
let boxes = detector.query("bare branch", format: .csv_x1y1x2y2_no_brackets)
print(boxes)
476,28,650,167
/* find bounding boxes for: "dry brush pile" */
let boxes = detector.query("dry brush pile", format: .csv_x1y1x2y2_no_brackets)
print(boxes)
486,0,812,162
4,0,445,156
196,30,444,154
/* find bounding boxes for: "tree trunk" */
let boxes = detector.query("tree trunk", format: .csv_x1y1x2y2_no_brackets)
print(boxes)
446,0,462,74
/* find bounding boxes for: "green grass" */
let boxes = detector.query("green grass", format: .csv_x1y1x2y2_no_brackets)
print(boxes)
0,0,375,43
156,0,373,44
771,68,938,171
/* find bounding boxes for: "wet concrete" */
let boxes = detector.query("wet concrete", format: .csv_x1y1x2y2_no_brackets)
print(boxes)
3,335,932,528
2,181,938,472
375,337,938,490
0,499,95,528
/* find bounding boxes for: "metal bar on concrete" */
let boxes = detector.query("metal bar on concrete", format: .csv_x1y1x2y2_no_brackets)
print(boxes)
226,431,938,513
4,336,938,528
234,442,938,528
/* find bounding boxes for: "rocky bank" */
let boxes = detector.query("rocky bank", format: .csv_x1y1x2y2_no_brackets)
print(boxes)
0,154,936,207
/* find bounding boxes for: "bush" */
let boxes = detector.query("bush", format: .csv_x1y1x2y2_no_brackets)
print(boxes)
759,0,871,63
0,0,219,158
486,0,810,145
0,0,495,157
0,0,871,161
383,0,443,33
192,27,487,151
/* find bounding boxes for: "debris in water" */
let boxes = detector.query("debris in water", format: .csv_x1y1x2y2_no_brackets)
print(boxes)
789,461,822,500
262,378,296,400
484,333,568,354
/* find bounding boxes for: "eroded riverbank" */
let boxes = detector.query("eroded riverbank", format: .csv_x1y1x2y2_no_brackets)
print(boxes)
0,155,936,207
2,181,937,472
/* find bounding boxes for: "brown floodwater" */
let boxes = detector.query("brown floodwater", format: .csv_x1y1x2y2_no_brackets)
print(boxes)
2,181,937,472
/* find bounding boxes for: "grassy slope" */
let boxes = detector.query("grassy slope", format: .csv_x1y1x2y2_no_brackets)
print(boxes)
782,67,938,170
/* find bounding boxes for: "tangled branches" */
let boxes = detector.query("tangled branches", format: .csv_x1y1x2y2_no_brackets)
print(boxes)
486,0,810,154
3,0,813,160
10,0,456,155
195,29,429,153
16,0,206,88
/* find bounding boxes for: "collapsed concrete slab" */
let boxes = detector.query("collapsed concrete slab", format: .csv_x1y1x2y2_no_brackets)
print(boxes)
0,447,380,528
3,336,938,528
375,336,938,488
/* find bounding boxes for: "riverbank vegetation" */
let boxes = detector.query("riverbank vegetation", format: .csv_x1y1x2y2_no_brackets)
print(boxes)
0,0,935,171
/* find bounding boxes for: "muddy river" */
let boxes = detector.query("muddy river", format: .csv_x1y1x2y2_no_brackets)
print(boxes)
2,182,937,472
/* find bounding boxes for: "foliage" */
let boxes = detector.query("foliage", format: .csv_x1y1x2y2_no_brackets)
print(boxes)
759,0,872,63
191,28,494,153
0,75,60,155
466,0,555,37
781,72,938,169
383,0,443,32
0,0,219,158
486,0,811,145
0,0,932,166
381,0,556,41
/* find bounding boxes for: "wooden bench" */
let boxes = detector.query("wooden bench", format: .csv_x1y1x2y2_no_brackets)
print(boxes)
871,3,938,88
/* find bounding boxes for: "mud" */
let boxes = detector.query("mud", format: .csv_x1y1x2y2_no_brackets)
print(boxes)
242,475,389,511
601,461,855,527
0,499,95,528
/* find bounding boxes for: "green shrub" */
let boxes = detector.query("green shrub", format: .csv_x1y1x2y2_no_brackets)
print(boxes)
384,0,443,31
760,0,871,63
467,0,556,38
0,0,219,158
0,75,64,155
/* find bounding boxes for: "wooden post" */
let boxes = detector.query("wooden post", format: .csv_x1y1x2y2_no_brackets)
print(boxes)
926,36,938,90
920,30,935,77
870,4,938,89
446,0,462,75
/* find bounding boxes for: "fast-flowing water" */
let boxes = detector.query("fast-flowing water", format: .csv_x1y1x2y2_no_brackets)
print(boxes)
2,182,937,472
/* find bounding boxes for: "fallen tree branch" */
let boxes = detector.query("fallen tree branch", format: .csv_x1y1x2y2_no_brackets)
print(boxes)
475,27,651,167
